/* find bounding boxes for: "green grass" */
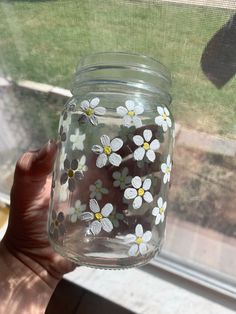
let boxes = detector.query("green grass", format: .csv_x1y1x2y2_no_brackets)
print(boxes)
0,0,235,138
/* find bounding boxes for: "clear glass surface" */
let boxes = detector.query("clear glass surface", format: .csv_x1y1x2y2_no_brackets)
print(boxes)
48,53,174,268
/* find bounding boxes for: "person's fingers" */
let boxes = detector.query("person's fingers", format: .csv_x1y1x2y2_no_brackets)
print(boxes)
10,140,57,209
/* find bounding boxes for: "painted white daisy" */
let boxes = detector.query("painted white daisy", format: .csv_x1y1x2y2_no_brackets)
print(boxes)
117,100,144,128
133,129,160,162
81,199,113,235
68,200,86,223
80,97,106,125
92,135,123,168
70,128,86,151
161,155,172,184
124,176,153,209
152,197,167,225
77,155,88,174
126,224,152,256
155,106,172,132
89,179,109,200
112,167,132,190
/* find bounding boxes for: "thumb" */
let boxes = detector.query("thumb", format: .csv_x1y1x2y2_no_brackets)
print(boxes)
11,140,57,205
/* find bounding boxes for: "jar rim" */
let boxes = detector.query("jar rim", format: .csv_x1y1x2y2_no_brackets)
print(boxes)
76,52,171,83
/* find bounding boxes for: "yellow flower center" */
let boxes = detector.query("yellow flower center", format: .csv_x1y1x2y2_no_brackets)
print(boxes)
143,142,150,150
128,111,135,117
159,207,165,214
138,188,145,196
86,108,94,116
136,237,143,245
104,146,112,155
162,113,167,120
166,167,170,173
95,213,103,221
67,169,74,178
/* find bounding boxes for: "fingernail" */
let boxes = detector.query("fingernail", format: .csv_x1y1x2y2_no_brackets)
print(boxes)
37,139,56,160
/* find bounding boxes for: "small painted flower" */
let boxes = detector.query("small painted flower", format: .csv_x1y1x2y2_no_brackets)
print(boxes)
133,129,160,162
112,167,132,190
68,200,87,223
109,209,124,228
80,97,106,125
89,179,109,200
49,210,66,240
81,199,113,235
155,106,172,132
161,155,172,184
152,197,167,225
117,100,144,128
92,135,123,168
77,155,88,174
60,158,84,192
126,224,152,256
70,128,86,151
124,176,153,209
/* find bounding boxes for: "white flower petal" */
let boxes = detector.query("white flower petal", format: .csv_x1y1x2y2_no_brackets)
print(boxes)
161,163,167,173
163,201,167,210
161,213,165,223
89,115,98,125
135,224,143,237
155,116,164,126
157,197,163,208
146,149,156,162
162,121,168,132
133,196,143,209
110,138,123,152
139,243,148,255
164,106,170,116
80,212,94,221
70,213,77,223
157,106,164,115
129,244,139,256
101,203,113,217
109,153,122,167
94,106,106,115
122,167,128,176
96,153,107,168
117,106,128,117
90,220,102,235
125,100,135,111
134,104,144,115
132,116,142,128
134,147,145,161
101,218,113,232
167,155,171,166
125,234,136,243
92,145,103,154
143,129,152,142
155,214,162,225
152,207,159,216
101,135,110,146
150,139,160,151
133,135,144,146
89,199,100,213
124,188,137,200
142,231,152,243
123,115,132,127
143,178,151,191
143,191,153,203
132,176,142,189
166,117,172,128
163,173,168,184
90,97,100,108
81,100,89,110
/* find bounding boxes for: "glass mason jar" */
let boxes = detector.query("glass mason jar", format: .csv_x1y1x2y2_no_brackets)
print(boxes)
48,52,174,269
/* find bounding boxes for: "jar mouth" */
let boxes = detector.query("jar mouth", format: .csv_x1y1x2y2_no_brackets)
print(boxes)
77,52,171,82
72,52,171,98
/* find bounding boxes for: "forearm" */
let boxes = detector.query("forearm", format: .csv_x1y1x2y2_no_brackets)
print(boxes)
0,242,58,314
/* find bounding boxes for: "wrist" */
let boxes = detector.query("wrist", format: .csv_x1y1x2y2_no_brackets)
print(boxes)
0,242,58,314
